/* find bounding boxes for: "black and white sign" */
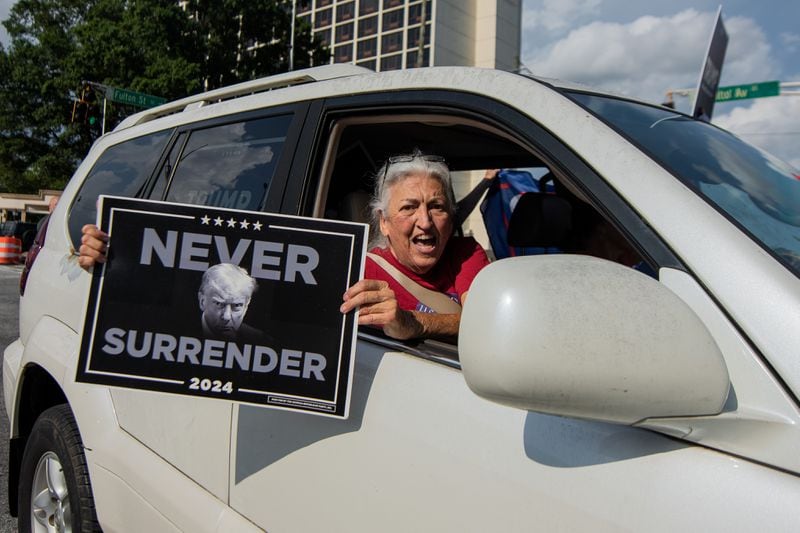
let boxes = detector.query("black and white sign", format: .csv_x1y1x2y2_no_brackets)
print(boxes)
692,5,728,121
77,196,368,419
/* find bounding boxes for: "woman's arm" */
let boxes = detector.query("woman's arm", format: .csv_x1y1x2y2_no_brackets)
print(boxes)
454,169,500,227
341,279,460,340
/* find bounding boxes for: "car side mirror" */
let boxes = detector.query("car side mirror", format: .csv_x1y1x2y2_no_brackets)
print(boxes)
459,255,730,425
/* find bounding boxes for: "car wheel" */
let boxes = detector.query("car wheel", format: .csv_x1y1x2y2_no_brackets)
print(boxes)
18,404,100,532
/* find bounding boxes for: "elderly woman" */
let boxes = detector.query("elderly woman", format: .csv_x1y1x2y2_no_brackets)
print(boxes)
340,151,490,340
78,151,490,341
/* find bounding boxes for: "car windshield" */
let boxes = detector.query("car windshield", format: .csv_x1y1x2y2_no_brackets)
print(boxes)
568,91,800,278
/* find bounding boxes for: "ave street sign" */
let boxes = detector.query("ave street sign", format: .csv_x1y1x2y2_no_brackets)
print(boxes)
108,87,166,109
716,81,780,102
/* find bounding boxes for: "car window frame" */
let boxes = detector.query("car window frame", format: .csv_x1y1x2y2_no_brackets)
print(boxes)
149,102,312,214
283,89,685,363
65,127,175,251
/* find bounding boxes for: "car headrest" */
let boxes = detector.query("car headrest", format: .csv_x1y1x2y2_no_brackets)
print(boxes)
507,192,573,248
338,190,372,224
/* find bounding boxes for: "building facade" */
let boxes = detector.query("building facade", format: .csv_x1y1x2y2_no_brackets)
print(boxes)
294,1,522,244
0,190,61,223
295,0,521,72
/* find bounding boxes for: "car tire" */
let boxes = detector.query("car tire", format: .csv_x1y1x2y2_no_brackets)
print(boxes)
17,404,100,532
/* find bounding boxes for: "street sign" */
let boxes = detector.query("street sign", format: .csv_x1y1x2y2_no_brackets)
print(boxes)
108,87,166,109
692,6,728,121
716,81,781,102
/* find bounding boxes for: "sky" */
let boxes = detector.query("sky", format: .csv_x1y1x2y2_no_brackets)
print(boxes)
0,0,798,167
520,0,800,168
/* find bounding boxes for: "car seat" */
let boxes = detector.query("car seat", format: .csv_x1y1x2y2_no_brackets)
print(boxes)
337,190,372,225
506,192,573,250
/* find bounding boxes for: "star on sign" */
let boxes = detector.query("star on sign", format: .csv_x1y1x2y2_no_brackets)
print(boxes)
214,217,224,227
252,221,263,231
227,217,237,228
240,219,250,229
200,215,211,225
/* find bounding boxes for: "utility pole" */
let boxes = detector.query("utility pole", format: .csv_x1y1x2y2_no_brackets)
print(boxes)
289,0,296,71
416,1,427,68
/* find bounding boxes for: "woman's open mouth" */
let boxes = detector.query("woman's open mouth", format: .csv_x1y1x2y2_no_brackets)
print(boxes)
412,234,438,253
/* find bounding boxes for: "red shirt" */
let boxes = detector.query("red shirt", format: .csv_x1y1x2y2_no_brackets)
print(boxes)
365,237,490,313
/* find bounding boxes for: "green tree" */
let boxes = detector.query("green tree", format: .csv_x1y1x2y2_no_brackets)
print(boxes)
0,0,328,193
187,0,328,90
0,0,91,192
72,0,203,103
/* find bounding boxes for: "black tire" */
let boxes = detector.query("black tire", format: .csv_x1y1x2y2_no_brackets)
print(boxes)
17,404,100,532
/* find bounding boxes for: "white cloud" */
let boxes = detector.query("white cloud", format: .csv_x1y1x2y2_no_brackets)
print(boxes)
523,0,601,32
723,16,777,85
714,97,800,170
523,9,779,105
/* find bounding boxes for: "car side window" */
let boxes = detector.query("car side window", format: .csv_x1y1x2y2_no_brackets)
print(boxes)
164,114,293,211
67,130,171,249
297,106,658,358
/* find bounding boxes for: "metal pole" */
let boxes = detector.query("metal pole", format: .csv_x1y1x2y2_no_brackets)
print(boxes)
416,1,427,67
290,0,296,71
780,81,800,96
102,96,107,135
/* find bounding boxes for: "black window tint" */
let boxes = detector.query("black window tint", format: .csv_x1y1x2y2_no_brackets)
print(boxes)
359,0,378,16
406,48,429,67
336,1,355,22
358,15,378,37
380,54,402,71
382,9,403,31
407,25,430,47
335,43,353,62
357,38,377,58
68,130,170,247
409,3,423,24
165,115,291,211
315,28,331,46
335,22,354,42
382,31,402,53
315,7,332,27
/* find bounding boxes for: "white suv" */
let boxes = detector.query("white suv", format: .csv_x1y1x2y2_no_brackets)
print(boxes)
4,64,800,532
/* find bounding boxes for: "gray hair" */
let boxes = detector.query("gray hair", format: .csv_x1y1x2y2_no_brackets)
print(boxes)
198,263,257,299
369,150,456,248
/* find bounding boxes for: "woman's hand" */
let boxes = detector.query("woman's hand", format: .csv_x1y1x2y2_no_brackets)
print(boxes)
341,279,423,340
78,224,109,271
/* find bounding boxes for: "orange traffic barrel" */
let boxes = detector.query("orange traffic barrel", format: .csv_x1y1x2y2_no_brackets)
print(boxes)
0,236,22,264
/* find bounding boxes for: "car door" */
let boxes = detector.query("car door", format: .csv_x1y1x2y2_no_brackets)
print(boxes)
227,88,800,531
107,103,309,502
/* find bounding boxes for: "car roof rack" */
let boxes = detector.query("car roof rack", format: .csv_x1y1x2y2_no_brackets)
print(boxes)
114,64,372,131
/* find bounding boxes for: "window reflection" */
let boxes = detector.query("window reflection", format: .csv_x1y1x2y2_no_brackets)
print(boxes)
570,92,800,276
165,115,292,212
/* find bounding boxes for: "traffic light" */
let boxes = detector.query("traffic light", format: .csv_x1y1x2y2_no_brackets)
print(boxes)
71,99,87,124
87,100,100,126
71,84,99,126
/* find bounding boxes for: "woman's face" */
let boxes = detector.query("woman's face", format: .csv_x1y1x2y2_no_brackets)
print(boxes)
379,172,454,274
